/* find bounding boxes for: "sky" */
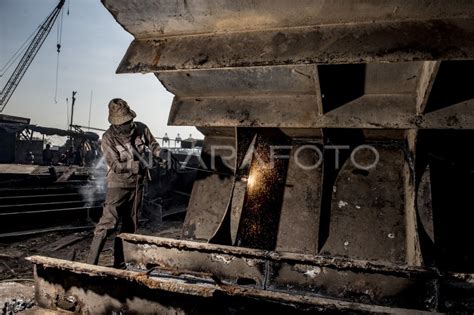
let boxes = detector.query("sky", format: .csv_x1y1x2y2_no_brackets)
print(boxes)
0,0,200,144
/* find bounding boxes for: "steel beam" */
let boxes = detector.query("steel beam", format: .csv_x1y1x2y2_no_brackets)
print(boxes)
119,234,439,310
102,0,474,39
416,61,441,115
116,234,474,312
117,18,474,73
157,65,317,97
168,94,474,129
168,95,319,128
28,255,438,314
182,135,236,241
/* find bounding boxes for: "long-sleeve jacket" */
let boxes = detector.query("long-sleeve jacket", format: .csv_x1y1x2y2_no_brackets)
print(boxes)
101,121,161,188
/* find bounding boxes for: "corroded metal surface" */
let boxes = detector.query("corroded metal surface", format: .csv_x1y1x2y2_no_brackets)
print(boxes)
102,0,474,38
181,135,235,241
168,94,474,129
28,230,474,313
275,142,322,254
157,65,317,97
119,234,437,277
119,235,474,311
320,145,407,263
117,19,474,73
29,255,442,314
120,234,438,310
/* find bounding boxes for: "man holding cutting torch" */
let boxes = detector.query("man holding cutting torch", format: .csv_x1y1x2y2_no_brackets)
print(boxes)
87,98,172,268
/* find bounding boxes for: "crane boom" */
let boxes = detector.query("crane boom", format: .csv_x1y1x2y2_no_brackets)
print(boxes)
0,0,65,112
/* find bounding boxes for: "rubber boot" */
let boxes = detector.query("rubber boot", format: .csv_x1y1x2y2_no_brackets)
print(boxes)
113,237,126,269
87,235,106,265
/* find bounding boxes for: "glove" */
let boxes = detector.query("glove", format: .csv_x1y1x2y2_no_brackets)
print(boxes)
158,148,171,162
158,149,180,171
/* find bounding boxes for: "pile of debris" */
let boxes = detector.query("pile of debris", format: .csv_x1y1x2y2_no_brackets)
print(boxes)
2,297,35,314
0,282,35,315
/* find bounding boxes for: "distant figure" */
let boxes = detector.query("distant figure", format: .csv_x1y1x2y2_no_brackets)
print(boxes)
58,151,68,164
26,151,35,164
163,132,170,147
66,146,75,165
83,140,93,166
74,145,82,166
93,141,102,163
175,133,182,146
42,144,53,165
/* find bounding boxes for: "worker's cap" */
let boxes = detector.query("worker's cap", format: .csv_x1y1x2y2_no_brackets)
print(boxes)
108,98,136,125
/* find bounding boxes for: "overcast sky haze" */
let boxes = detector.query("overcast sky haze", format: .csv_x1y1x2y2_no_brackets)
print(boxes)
0,0,199,143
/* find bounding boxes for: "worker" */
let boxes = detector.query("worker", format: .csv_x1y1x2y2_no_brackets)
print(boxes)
82,139,93,166
26,151,35,164
66,146,75,165
162,132,170,146
74,144,83,166
42,144,53,165
175,133,182,147
87,98,170,267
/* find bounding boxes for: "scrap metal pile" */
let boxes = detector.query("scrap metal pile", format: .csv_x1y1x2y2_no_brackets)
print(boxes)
28,1,474,313
0,166,105,238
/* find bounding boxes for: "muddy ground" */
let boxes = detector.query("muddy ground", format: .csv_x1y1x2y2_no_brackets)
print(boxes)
0,219,183,281
0,219,184,314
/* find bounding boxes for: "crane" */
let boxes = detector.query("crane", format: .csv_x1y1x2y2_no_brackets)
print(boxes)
0,0,66,112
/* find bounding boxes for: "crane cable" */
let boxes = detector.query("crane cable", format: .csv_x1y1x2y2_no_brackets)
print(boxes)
54,4,65,104
0,26,39,78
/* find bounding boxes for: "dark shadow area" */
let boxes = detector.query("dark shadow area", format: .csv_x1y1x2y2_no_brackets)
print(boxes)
415,197,437,267
236,278,257,286
208,188,234,246
417,130,474,272
0,133,16,163
425,60,474,113
318,128,365,252
318,64,366,113
414,161,436,267
235,127,258,174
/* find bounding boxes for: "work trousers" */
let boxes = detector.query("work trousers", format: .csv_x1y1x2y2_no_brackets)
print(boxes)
94,185,144,238
92,185,143,267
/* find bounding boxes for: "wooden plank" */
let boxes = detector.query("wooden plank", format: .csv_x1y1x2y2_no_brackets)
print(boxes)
0,225,94,239
55,166,77,182
42,232,91,251
0,164,38,175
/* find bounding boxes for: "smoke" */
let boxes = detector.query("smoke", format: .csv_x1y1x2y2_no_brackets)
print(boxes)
80,156,107,207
